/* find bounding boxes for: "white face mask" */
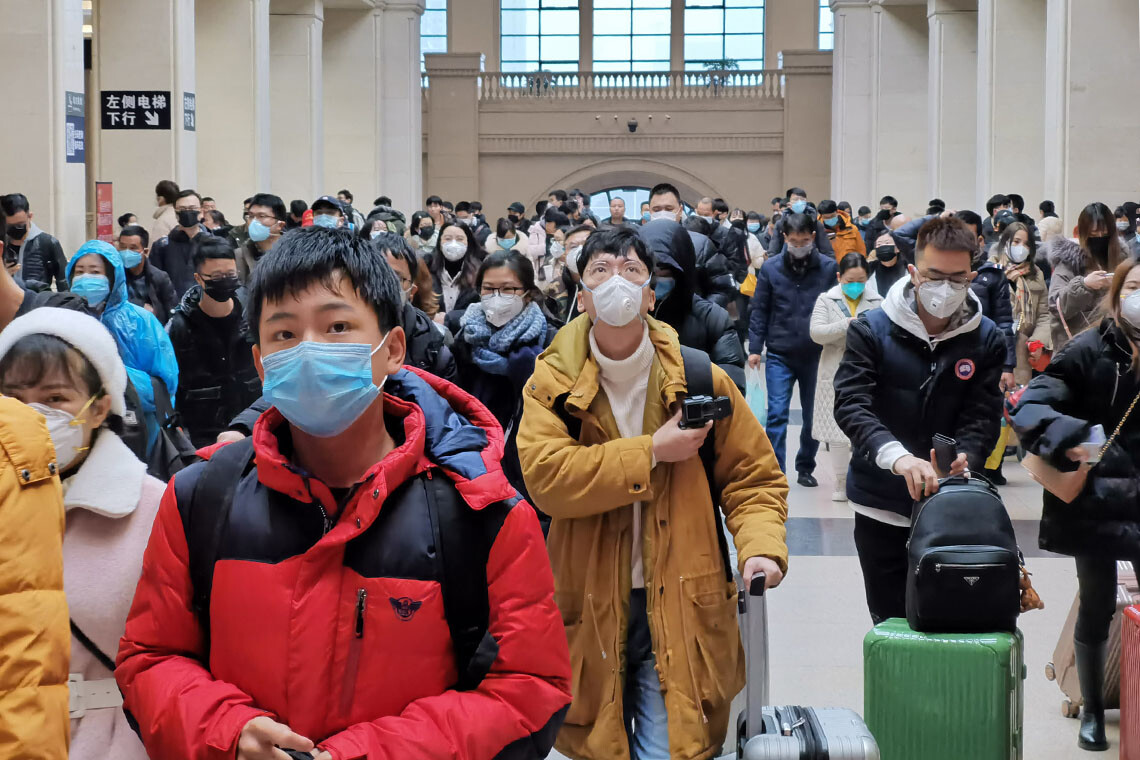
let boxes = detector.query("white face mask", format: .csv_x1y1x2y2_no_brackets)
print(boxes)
441,240,467,262
1118,220,1131,232
481,293,525,328
1121,291,1140,329
550,241,565,257
787,243,813,260
650,210,677,222
29,400,92,472
1007,244,1029,264
566,245,583,275
917,279,970,319
586,274,648,327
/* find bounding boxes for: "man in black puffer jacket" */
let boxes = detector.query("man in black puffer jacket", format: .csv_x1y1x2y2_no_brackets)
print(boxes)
682,216,737,309
638,219,746,391
833,216,1006,624
1,193,69,292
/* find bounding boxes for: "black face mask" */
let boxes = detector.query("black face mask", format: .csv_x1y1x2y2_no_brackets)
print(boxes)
178,209,200,228
419,226,435,240
202,273,241,303
876,245,898,264
731,219,746,230
1088,235,1110,262
6,224,27,240
508,214,519,224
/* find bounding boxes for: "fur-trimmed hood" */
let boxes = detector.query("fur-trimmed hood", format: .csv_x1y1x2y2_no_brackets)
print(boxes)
1046,237,1088,274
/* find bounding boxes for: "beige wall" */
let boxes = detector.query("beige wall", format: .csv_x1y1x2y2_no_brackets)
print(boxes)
927,0,977,210
324,8,379,207
765,0,819,69
269,0,323,207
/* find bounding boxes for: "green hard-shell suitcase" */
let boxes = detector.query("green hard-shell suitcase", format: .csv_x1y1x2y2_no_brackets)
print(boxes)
863,619,1025,760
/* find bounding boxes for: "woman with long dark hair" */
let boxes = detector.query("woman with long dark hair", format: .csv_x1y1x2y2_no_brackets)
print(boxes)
993,221,1051,385
428,220,485,330
1048,202,1127,351
1014,257,1140,753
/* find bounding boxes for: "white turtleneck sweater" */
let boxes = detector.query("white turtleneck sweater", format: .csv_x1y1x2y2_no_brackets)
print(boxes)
590,323,656,589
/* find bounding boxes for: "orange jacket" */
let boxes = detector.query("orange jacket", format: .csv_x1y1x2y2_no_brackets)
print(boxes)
830,210,867,261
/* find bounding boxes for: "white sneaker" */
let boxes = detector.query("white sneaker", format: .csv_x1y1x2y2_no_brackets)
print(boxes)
831,488,847,502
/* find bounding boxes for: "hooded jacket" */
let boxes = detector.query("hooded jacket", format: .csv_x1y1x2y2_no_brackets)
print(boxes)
827,210,867,260
639,220,746,389
149,204,178,243
125,260,178,325
1012,319,1140,558
4,222,69,292
517,315,788,760
0,398,68,760
116,367,572,760
833,277,1006,517
149,225,209,298
971,259,1016,371
66,242,179,417
748,246,838,361
1047,237,1103,352
167,286,262,448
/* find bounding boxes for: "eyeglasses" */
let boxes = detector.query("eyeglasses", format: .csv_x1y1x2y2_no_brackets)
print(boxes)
583,260,650,286
248,212,277,224
398,276,414,289
480,286,525,297
921,272,971,286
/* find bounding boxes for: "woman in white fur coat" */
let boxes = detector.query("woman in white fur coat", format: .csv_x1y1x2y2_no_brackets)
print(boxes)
0,307,164,760
809,254,884,501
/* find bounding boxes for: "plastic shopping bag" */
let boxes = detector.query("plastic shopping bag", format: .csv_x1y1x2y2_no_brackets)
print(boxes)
746,365,767,426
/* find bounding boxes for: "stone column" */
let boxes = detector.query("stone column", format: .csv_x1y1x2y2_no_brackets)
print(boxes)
782,50,833,198
927,0,977,210
447,0,497,71
0,0,86,253
270,0,323,205
376,0,426,216
1044,0,1140,225
424,53,483,204
829,1,875,206
579,0,593,72
323,8,378,207
766,0,819,71
195,0,271,218
669,0,684,71
975,0,1045,212
93,0,198,234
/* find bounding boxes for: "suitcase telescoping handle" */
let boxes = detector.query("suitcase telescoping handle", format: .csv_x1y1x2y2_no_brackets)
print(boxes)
740,572,769,737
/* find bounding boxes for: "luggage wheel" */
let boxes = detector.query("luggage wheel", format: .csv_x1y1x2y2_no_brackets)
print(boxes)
1062,699,1081,719
1044,662,1056,681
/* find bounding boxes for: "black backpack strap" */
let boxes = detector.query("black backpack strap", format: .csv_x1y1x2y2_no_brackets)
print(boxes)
186,439,256,638
679,345,733,582
421,470,506,691
70,619,116,673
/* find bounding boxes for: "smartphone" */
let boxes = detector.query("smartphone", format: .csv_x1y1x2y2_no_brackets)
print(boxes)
932,434,958,475
1082,424,1107,464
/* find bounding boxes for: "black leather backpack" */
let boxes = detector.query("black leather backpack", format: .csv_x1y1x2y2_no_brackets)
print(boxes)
906,476,1021,633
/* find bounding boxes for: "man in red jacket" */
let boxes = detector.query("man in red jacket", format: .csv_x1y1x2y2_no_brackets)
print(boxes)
116,227,571,760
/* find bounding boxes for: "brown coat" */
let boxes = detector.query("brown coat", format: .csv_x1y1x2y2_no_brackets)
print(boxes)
517,315,789,760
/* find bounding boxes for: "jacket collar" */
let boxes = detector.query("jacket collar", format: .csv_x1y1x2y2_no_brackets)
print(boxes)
22,222,45,246
881,276,982,346
62,432,145,518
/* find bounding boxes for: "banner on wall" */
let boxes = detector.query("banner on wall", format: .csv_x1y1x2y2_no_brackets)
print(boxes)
95,183,114,243
65,91,85,164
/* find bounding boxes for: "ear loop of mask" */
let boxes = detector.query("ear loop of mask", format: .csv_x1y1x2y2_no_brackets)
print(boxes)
71,393,101,455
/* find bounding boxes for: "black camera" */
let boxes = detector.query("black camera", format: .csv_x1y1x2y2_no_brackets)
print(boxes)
679,395,732,429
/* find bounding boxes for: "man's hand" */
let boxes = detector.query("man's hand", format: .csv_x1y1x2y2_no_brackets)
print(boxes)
237,716,314,760
1028,345,1045,364
999,372,1017,393
929,448,969,479
894,454,940,501
217,430,246,444
747,353,763,370
651,410,711,464
743,556,784,589
313,753,332,760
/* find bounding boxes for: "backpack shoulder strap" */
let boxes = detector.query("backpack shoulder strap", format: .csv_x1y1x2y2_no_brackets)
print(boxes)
186,438,256,635
679,345,733,581
421,469,510,691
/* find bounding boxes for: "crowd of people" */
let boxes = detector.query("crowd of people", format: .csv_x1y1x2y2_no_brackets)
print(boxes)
0,177,1138,758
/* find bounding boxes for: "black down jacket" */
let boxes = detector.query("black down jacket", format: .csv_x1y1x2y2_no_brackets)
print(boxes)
639,219,746,390
1012,319,1140,558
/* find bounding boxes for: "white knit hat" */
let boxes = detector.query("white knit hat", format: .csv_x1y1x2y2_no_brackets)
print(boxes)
0,308,128,416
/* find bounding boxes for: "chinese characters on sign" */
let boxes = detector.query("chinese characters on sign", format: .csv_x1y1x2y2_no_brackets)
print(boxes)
65,91,85,164
101,91,171,130
95,183,114,243
183,92,196,131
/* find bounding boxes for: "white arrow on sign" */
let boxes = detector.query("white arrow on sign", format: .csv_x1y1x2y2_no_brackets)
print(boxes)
144,111,159,126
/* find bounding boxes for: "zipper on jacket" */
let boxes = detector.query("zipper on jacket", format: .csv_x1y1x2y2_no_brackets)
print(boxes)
340,588,367,716
586,593,607,660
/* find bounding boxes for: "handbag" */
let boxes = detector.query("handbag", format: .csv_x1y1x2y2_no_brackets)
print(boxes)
1021,389,1140,504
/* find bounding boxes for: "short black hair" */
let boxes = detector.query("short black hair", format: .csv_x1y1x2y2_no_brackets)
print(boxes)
857,206,871,216
838,252,870,276
371,231,419,279
192,234,237,270
746,211,763,222
470,201,483,213
986,194,1010,215
640,201,650,209
771,196,784,206
425,195,443,206
578,225,653,275
202,196,215,204
711,198,730,215
249,193,287,222
837,201,852,213
289,199,308,217
338,189,354,202
248,227,401,343
176,189,202,205
549,189,568,202
374,196,392,207
207,210,228,227
455,201,472,214
544,208,570,227
119,225,150,248
156,180,180,204
1007,193,1024,212
442,201,454,212
817,199,838,215
1039,200,1056,216
783,213,816,236
535,200,549,218
649,182,682,206
928,198,946,210
561,200,579,216
0,193,30,215
954,209,984,238
683,216,712,236
243,197,254,208
117,212,136,228
787,187,808,199
879,195,898,208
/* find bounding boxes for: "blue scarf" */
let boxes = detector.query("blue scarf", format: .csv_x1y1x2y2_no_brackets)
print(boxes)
461,301,548,375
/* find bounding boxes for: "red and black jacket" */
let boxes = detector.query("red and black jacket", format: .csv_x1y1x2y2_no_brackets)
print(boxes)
115,366,572,760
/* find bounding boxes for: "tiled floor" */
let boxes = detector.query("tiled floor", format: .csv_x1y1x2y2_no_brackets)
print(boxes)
551,414,1124,759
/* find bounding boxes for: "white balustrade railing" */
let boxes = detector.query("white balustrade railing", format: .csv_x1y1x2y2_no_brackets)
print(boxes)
472,70,782,102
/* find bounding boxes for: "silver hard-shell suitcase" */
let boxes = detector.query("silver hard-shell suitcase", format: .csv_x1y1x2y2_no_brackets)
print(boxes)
736,574,880,760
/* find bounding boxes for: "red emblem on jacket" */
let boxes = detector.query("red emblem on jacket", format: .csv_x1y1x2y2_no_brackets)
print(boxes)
955,358,976,380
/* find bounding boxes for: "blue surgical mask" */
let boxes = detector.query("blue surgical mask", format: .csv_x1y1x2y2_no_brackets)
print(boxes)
312,214,339,229
499,239,514,250
841,282,866,301
641,211,651,222
261,334,390,438
790,200,807,214
747,223,761,233
71,274,111,307
654,277,675,301
119,249,143,270
248,219,271,242
823,216,839,228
